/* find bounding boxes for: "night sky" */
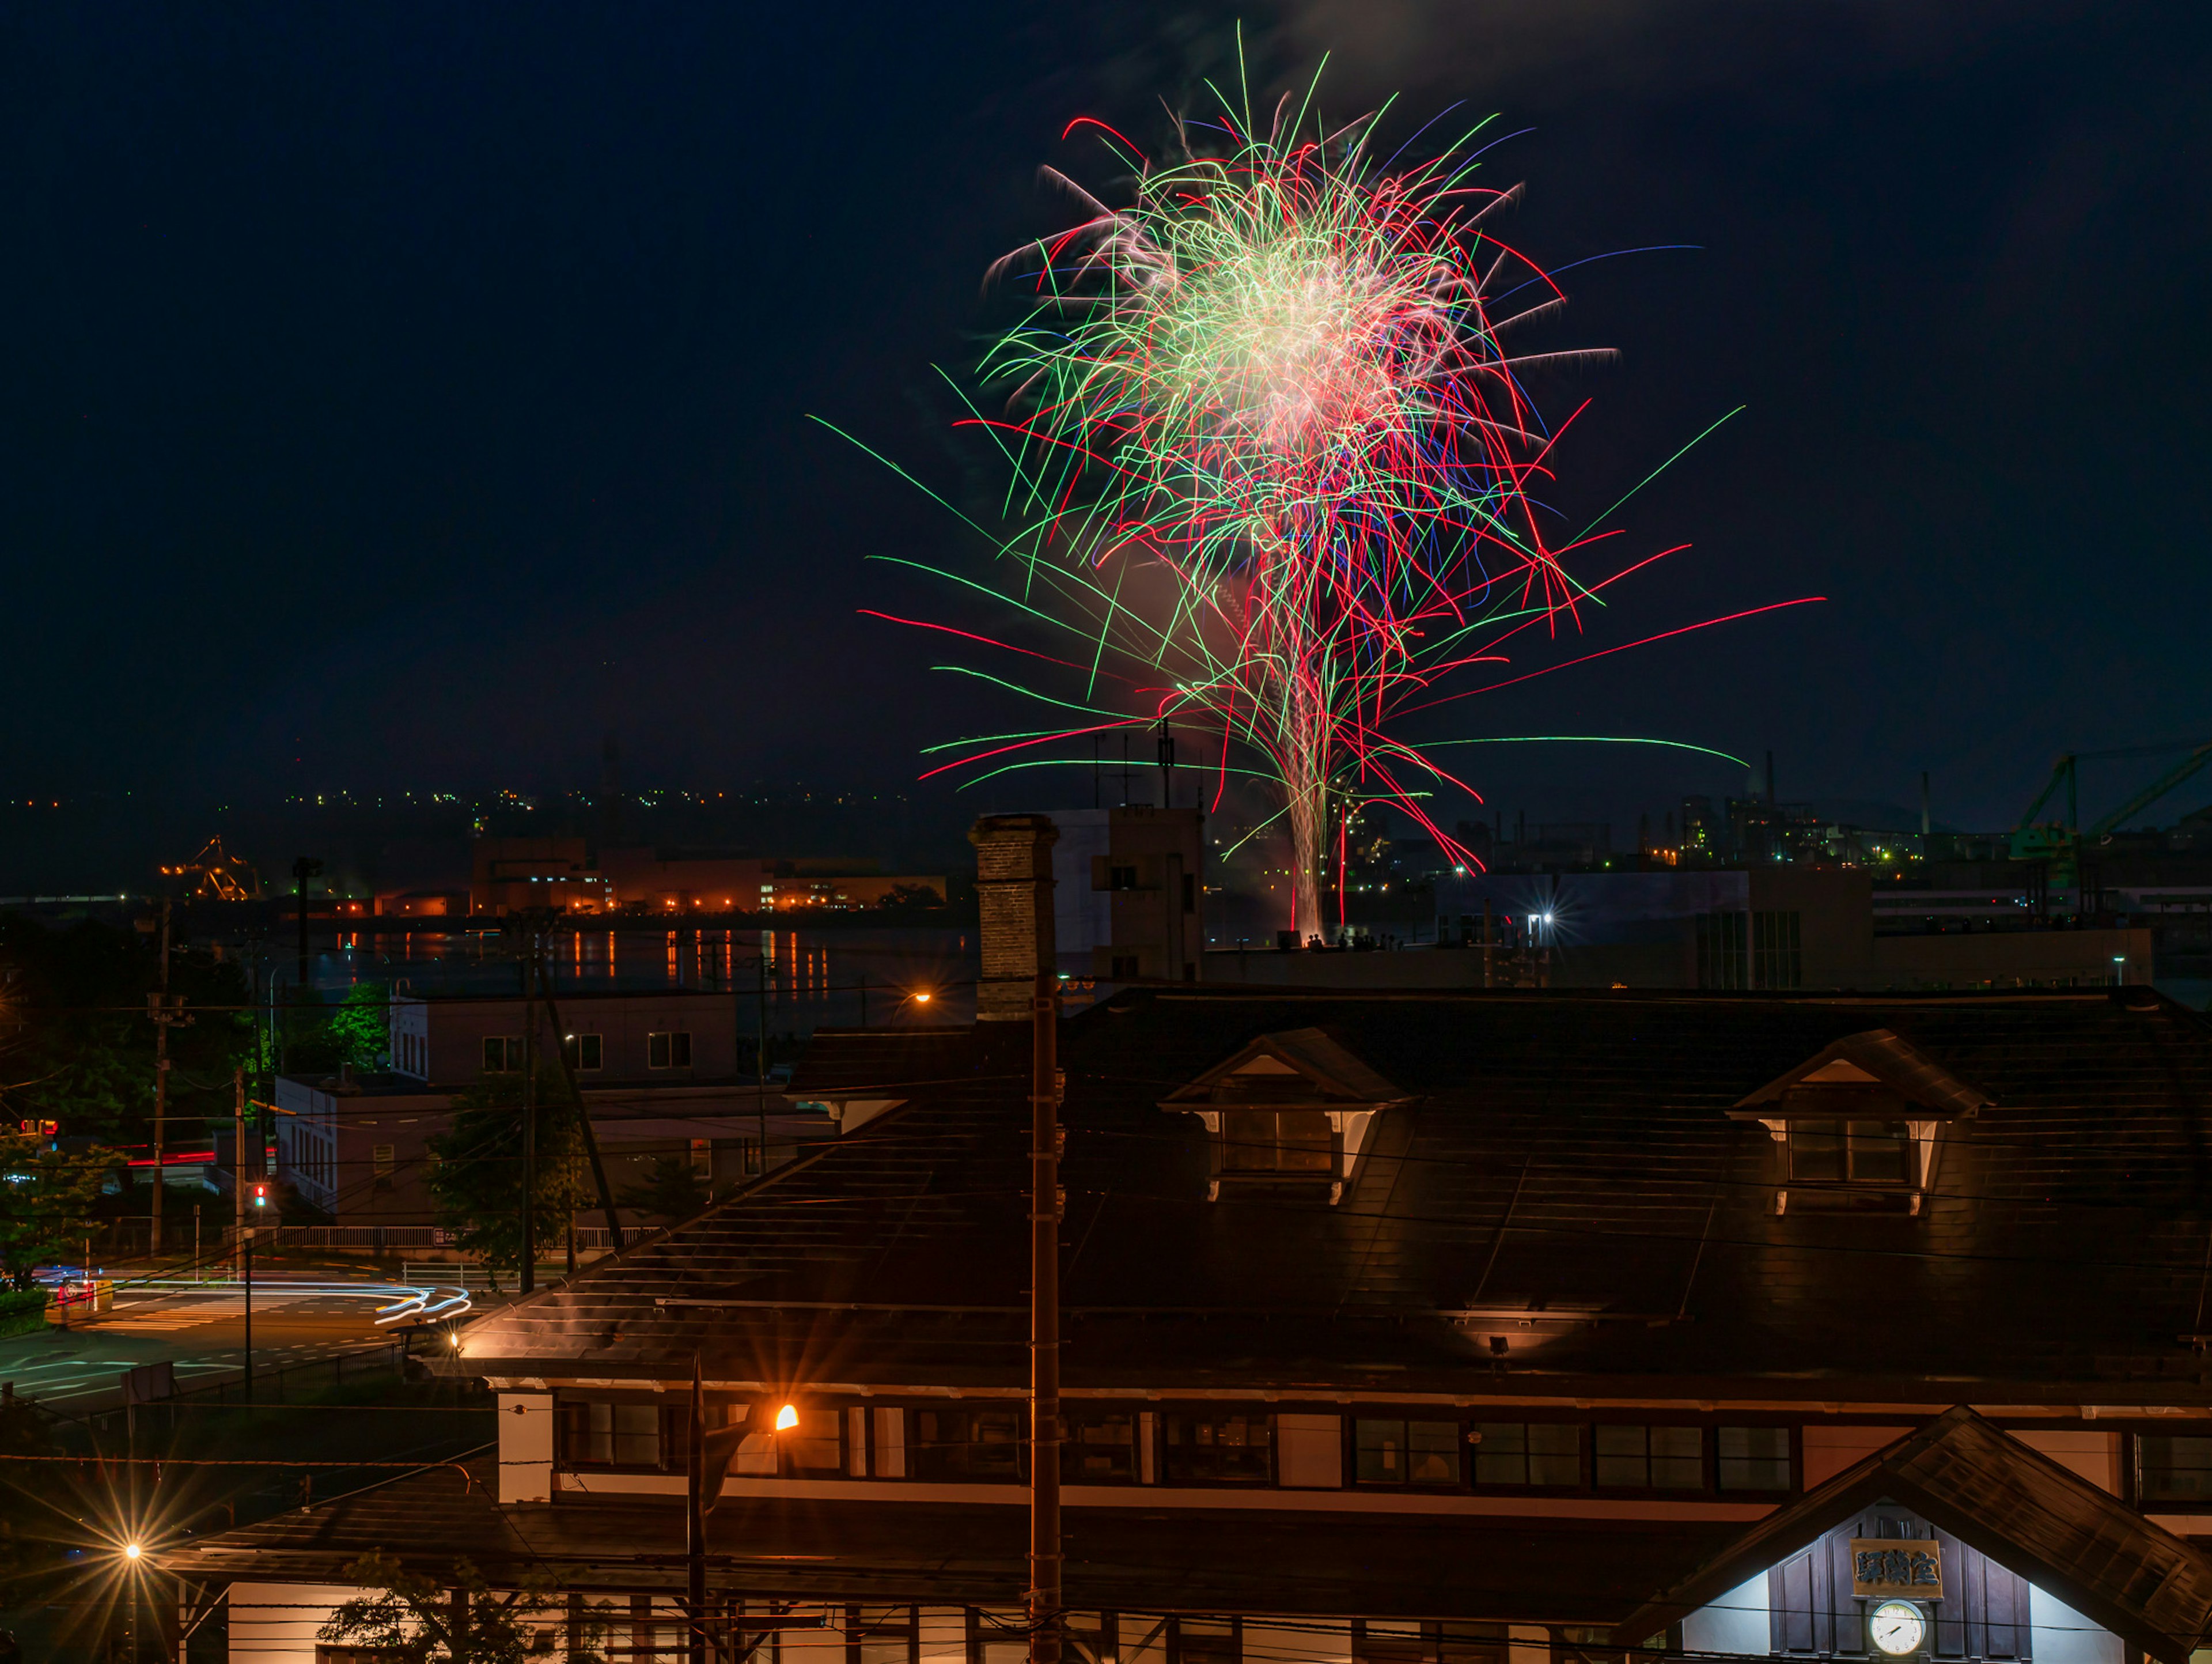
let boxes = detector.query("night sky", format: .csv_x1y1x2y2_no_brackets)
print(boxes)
5,1,2209,846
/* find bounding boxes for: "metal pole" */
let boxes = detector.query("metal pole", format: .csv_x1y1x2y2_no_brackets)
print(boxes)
687,1356,708,1664
1028,969,1062,1664
232,1069,247,1272
152,898,171,1253
756,948,771,1168
520,943,536,1296
242,1220,253,1401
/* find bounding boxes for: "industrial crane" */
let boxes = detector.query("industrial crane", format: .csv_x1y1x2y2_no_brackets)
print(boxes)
158,836,265,902
2010,738,2212,908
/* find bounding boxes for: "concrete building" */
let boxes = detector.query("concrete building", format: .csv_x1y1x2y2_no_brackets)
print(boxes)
469,837,608,916
1046,804,1205,983
1211,868,2153,994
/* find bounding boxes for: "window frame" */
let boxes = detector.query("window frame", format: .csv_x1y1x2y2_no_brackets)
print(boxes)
1157,1408,1275,1487
2134,1429,2212,1508
1350,1413,1467,1489
480,1035,520,1073
555,1393,684,1474
647,1030,694,1071
905,1404,1028,1484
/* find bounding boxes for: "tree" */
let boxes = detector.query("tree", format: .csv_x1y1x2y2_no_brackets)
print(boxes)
327,981,392,1069
423,1069,593,1288
875,882,943,910
0,1132,117,1290
616,1152,721,1224
320,1552,598,1663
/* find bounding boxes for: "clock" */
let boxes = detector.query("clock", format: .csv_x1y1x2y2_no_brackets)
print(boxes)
1869,1601,1926,1657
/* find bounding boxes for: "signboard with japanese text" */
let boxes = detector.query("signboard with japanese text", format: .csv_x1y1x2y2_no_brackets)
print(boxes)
1851,1539,1943,1599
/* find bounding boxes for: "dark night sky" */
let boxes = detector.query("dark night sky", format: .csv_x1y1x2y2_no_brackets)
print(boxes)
5,1,2209,843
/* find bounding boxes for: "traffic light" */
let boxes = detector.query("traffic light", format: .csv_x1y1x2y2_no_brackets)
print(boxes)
252,1183,267,1209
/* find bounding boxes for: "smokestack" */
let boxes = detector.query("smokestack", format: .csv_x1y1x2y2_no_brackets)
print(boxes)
1765,751,1776,806
1921,771,1931,837
969,815,1059,1022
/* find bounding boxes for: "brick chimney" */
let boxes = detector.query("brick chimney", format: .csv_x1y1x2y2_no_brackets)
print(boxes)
968,815,1058,1022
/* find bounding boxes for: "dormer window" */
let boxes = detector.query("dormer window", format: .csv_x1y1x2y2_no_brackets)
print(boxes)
1161,1028,1408,1204
1729,1030,1989,1215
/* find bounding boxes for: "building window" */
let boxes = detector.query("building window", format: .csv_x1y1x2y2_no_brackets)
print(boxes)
1109,865,1138,891
969,1611,1032,1664
372,1144,395,1180
1355,1418,1463,1486
1471,1422,1580,1487
571,1033,602,1071
1788,1120,1911,1183
2139,1435,2212,1502
690,1139,713,1179
1110,955,1140,979
647,1031,693,1069
782,1410,843,1477
1717,1426,1793,1491
1160,1412,1272,1484
1752,910,1803,989
847,1606,918,1664
1063,1411,1136,1483
558,1400,666,1470
1696,911,1747,989
1593,1425,1702,1489
910,1408,1025,1481
1218,1108,1333,1175
481,1036,521,1072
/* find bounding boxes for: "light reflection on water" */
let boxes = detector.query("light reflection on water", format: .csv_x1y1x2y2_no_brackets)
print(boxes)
315,925,979,1033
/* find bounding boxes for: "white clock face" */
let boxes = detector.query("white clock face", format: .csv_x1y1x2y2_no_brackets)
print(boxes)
1869,1601,1925,1657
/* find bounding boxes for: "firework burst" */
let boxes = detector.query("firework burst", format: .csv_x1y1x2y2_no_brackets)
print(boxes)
832,69,1794,939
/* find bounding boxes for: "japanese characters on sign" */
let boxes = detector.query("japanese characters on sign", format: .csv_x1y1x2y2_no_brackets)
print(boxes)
1850,1539,1944,1599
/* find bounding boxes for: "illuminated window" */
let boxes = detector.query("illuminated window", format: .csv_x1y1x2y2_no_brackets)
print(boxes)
1219,1108,1333,1175
911,1408,1024,1480
1787,1120,1911,1183
1355,1418,1462,1485
1160,1411,1272,1484
1061,1412,1135,1483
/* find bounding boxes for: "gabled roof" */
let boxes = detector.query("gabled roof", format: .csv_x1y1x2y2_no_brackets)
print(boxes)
1160,1026,1406,1107
1731,1026,1993,1119
1612,1406,2212,1663
446,988,2212,1396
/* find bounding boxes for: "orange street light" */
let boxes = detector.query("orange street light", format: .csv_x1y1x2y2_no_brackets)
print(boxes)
774,1403,799,1432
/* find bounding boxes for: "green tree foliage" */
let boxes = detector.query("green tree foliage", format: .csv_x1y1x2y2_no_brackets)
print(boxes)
320,1552,599,1663
328,981,392,1069
0,1132,118,1289
424,1068,593,1288
0,915,253,1149
0,1392,65,1587
616,1151,722,1223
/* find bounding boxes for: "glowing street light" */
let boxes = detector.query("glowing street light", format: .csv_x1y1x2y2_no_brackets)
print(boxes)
123,1541,142,1562
774,1403,799,1432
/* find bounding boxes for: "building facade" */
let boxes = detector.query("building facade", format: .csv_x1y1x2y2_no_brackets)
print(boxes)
180,978,2212,1664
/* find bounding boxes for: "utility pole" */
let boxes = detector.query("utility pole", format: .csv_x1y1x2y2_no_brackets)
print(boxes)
687,1355,708,1664
519,937,537,1297
756,948,772,1166
150,897,173,1254
1028,966,1062,1664
1157,716,1175,809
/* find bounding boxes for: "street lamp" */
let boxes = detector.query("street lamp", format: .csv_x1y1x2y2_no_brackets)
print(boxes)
774,1403,798,1432
122,1542,142,1563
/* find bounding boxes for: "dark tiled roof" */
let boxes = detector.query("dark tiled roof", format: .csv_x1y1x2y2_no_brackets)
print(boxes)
783,1026,984,1098
1614,1407,2212,1663
169,1455,1728,1619
449,988,2212,1399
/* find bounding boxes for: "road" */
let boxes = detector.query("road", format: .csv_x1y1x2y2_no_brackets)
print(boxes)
0,1276,469,1410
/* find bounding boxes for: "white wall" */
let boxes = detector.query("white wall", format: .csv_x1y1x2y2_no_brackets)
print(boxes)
229,1580,356,1663
499,1390,554,1503
2031,1584,2123,1664
1682,1572,1769,1656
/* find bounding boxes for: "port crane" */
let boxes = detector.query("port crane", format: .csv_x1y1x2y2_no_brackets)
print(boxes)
159,836,265,902
2010,738,2212,909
